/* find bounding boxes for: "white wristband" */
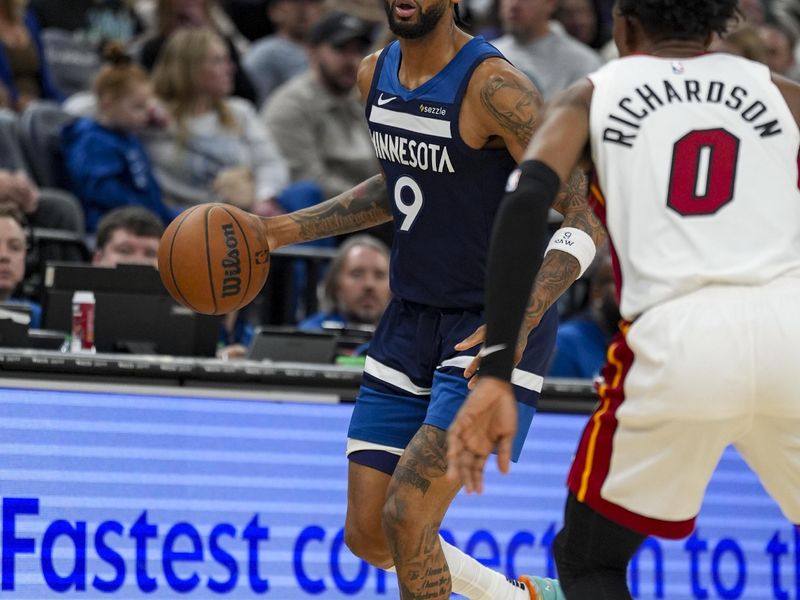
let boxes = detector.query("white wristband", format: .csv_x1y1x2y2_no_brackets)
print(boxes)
545,227,596,278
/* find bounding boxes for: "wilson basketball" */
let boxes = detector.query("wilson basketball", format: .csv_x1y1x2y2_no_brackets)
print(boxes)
158,203,270,315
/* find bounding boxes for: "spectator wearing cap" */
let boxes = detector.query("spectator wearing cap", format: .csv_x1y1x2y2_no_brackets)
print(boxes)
262,11,379,200
243,0,325,106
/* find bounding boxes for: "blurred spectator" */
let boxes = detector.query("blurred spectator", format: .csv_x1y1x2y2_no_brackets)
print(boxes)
759,20,800,80
298,234,390,332
62,45,177,232
147,27,290,214
27,0,144,97
548,244,617,379
262,11,377,198
323,0,383,23
772,0,800,39
738,0,766,27
492,0,601,99
0,168,37,215
139,0,257,104
243,0,324,105
555,0,609,49
0,201,39,326
220,0,274,42
457,0,502,37
0,168,85,238
92,201,254,357
28,0,143,45
710,25,767,63
92,205,163,267
0,0,62,111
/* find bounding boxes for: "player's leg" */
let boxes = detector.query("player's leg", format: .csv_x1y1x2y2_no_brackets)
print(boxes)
344,458,395,568
434,308,563,599
343,386,428,568
383,308,562,600
381,424,462,600
554,493,646,599
563,289,752,597
345,440,549,599
735,415,800,529
343,298,438,569
383,424,554,600
735,275,800,530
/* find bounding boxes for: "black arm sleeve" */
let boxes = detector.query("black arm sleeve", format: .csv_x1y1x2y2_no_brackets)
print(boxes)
478,159,562,382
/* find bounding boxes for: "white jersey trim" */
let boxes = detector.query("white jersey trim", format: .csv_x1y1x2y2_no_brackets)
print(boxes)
369,105,452,139
438,356,544,392
364,356,432,396
346,438,405,457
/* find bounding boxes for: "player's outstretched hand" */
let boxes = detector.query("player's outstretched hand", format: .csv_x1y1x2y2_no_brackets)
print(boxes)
455,326,527,388
447,377,518,494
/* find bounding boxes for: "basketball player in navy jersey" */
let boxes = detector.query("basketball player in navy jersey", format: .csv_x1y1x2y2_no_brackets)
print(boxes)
261,2,605,598
448,1,800,598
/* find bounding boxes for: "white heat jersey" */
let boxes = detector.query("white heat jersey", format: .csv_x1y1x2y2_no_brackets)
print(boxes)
589,53,800,320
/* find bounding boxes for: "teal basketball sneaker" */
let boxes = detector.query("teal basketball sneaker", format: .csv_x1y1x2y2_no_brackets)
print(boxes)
517,575,565,600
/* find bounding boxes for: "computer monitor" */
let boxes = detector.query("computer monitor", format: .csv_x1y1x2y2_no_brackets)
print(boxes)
247,327,338,363
42,262,221,357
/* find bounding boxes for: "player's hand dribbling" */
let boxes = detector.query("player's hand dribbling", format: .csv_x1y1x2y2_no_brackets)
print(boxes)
455,326,527,388
447,377,518,494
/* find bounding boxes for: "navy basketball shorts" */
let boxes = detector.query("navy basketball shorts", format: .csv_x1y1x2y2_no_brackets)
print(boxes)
347,297,558,464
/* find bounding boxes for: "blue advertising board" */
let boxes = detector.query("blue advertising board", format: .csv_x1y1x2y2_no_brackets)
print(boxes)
0,388,796,598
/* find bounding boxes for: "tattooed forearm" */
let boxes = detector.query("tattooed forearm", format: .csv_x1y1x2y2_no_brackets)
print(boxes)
523,251,581,327
523,170,606,329
480,73,540,148
288,174,391,242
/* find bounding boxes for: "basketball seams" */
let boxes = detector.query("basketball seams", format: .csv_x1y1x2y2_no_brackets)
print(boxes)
204,206,219,315
167,205,203,313
219,205,252,311
160,203,267,316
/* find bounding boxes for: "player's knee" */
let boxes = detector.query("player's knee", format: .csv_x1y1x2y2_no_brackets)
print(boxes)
380,488,428,552
344,521,393,569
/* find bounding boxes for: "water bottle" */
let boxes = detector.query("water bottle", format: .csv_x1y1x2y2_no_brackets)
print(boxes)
69,291,96,353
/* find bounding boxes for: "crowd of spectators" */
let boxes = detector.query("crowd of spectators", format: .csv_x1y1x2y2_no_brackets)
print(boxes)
0,0,795,367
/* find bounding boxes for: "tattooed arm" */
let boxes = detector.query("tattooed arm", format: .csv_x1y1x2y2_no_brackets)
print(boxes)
258,174,392,251
456,67,605,372
258,52,391,251
521,170,607,331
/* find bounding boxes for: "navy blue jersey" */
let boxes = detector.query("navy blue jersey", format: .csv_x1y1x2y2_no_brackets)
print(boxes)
366,36,516,309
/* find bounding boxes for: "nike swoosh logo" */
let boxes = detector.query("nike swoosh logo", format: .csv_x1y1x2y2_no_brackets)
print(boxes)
478,344,507,358
377,93,397,106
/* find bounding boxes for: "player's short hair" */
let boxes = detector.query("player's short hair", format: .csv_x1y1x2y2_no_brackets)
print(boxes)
618,0,738,41
95,206,165,251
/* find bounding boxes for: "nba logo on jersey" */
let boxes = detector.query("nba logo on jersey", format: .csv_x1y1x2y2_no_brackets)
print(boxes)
671,61,684,75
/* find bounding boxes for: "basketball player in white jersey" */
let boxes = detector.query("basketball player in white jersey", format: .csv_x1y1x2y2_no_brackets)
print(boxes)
447,1,800,598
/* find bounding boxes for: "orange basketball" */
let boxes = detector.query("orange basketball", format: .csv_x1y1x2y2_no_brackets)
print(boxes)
158,203,270,315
